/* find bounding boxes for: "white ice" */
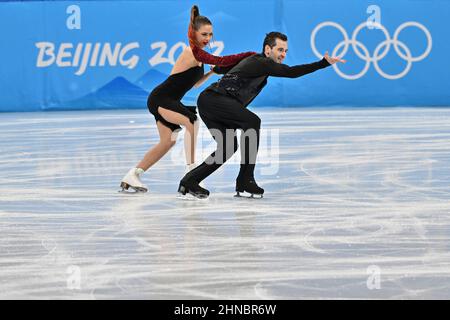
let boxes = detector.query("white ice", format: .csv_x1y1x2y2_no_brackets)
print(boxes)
0,107,450,299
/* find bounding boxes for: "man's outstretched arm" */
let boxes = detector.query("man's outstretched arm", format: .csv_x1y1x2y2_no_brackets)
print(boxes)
263,52,346,78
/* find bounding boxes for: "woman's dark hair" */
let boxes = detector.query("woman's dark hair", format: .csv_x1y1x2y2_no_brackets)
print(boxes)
190,5,212,31
188,5,212,47
262,32,288,53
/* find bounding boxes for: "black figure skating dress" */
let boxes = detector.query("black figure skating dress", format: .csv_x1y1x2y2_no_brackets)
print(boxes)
147,64,204,132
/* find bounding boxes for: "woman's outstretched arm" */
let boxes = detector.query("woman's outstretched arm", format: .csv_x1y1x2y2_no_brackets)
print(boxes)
192,46,256,67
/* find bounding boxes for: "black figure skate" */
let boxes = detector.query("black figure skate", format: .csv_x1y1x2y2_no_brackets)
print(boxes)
235,178,264,199
178,178,210,200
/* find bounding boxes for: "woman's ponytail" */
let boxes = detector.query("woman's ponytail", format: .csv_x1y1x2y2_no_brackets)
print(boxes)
188,5,200,47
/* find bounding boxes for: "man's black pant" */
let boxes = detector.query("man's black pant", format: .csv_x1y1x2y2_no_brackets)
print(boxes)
186,89,261,184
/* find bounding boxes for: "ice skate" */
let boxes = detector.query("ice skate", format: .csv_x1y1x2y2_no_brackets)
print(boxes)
184,163,206,188
234,178,264,199
178,177,209,200
119,168,148,193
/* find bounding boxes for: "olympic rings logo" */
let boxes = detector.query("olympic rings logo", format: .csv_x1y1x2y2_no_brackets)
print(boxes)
310,21,432,80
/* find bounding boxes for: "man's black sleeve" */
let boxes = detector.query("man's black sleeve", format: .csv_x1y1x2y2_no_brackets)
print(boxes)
262,57,331,78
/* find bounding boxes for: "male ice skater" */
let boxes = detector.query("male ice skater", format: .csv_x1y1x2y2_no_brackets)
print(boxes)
178,32,345,199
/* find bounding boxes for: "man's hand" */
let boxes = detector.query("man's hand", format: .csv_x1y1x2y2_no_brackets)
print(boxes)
324,51,346,65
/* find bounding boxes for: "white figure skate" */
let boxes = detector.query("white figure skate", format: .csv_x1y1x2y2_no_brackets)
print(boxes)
119,168,148,193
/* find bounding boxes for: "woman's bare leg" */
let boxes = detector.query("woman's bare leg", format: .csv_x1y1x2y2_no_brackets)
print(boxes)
156,107,196,165
184,119,200,165
136,120,178,171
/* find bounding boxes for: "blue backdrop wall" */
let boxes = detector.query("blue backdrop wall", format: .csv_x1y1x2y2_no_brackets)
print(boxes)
0,0,448,112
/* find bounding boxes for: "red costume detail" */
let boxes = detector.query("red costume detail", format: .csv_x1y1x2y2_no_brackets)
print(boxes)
191,46,256,67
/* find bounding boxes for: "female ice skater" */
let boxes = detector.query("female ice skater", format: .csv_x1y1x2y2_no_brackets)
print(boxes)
120,5,256,193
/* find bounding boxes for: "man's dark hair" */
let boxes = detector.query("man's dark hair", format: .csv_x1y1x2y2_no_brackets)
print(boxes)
262,32,288,54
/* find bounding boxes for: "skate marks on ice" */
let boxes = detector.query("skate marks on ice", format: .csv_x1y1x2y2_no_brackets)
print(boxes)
1,108,450,299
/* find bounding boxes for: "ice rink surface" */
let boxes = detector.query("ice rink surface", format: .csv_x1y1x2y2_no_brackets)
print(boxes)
1,107,450,299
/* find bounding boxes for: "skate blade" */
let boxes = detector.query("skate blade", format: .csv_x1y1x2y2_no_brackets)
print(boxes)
177,192,209,201
234,191,263,199
119,182,148,194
